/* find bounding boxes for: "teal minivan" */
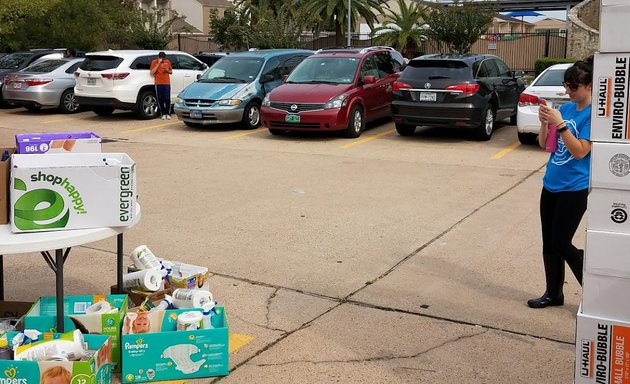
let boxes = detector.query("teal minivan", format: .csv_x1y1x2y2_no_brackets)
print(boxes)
174,49,312,129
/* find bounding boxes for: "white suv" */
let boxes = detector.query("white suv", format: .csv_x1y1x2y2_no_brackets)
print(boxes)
74,50,207,119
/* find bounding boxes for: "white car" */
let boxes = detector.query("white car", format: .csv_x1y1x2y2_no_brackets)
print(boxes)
74,50,207,119
516,63,574,144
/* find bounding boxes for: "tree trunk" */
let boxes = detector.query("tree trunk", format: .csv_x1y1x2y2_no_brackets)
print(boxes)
335,21,344,47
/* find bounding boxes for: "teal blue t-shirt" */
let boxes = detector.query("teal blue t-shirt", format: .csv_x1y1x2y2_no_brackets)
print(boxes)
542,102,591,192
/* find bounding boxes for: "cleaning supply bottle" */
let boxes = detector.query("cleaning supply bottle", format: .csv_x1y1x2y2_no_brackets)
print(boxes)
171,289,213,309
150,295,172,311
201,302,216,329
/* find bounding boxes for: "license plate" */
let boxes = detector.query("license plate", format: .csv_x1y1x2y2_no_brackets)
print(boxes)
190,110,202,119
285,114,300,123
12,82,21,89
87,78,96,86
419,92,436,102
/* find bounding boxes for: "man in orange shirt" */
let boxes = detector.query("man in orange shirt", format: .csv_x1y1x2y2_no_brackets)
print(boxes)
150,51,173,120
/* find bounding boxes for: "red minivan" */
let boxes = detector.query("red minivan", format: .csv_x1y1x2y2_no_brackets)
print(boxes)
261,47,404,138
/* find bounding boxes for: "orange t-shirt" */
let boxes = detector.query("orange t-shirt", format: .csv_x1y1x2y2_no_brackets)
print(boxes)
150,58,172,85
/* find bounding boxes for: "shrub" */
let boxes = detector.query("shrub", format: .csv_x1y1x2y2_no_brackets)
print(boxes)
535,57,576,76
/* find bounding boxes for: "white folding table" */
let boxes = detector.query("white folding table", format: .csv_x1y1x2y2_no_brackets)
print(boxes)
0,204,140,332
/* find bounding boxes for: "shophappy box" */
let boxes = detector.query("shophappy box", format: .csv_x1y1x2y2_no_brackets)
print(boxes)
0,146,15,225
121,307,229,382
0,333,112,384
24,295,128,372
15,132,101,154
10,153,136,233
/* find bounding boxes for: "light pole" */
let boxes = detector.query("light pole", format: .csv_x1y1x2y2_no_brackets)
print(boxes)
347,0,351,46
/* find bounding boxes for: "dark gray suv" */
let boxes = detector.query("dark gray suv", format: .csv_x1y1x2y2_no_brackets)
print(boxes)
391,54,525,140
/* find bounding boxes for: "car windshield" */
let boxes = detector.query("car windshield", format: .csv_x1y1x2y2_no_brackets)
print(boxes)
0,53,31,70
198,57,263,83
286,57,359,84
22,59,67,73
533,69,566,87
403,60,472,81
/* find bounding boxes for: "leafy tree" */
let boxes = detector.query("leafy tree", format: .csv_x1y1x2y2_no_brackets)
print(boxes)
371,0,427,58
424,0,496,54
208,8,249,50
0,0,59,51
130,8,188,49
298,0,387,47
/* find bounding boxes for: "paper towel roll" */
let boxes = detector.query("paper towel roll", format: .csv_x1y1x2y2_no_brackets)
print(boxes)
171,289,213,309
86,300,114,314
176,311,202,331
123,269,163,292
130,245,162,270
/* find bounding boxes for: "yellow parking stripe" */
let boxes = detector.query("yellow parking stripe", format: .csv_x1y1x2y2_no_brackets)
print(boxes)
124,121,180,133
42,117,82,124
491,141,520,159
229,333,255,353
341,129,395,149
223,128,266,140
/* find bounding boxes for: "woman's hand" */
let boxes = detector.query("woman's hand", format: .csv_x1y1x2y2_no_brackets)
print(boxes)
539,104,563,126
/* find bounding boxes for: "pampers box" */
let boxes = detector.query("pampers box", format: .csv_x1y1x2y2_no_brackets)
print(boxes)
0,333,112,384
121,307,229,382
25,295,128,372
10,153,136,233
15,131,101,154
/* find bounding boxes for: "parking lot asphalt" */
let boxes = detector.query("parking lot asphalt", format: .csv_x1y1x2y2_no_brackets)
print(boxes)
0,108,581,383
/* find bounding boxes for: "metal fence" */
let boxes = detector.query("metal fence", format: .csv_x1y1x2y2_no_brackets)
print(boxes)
172,30,567,74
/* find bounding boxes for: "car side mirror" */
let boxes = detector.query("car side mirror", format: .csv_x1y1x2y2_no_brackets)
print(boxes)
362,75,376,85
260,74,274,83
196,74,201,80
282,74,289,82
513,70,525,78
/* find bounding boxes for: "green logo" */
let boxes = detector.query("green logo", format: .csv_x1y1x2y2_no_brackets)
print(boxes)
13,178,69,230
125,374,135,382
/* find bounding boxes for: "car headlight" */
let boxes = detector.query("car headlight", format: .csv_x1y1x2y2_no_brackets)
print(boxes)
175,97,184,104
324,94,349,109
218,99,242,106
262,94,270,107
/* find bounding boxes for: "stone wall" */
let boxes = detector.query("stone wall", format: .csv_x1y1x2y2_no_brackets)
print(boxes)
567,0,599,60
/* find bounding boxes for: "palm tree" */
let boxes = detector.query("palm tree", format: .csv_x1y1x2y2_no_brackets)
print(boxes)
298,0,387,47
371,0,427,58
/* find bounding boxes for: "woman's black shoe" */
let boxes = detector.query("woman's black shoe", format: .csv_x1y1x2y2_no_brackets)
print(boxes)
527,293,564,308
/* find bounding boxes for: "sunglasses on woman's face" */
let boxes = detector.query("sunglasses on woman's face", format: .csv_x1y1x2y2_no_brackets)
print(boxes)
563,82,581,91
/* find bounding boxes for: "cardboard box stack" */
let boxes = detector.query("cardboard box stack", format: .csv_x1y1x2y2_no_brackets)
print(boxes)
575,2,630,382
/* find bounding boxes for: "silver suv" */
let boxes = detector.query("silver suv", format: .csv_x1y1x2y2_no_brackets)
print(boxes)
74,50,206,119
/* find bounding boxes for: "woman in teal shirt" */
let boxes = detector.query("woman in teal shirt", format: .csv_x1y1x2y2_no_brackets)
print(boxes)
528,57,594,309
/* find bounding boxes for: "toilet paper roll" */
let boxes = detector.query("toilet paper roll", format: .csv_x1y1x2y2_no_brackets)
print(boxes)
171,289,213,309
123,269,163,292
130,245,162,270
85,300,113,315
176,311,203,331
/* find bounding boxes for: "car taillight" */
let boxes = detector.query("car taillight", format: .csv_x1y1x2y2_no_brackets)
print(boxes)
393,81,412,91
101,73,130,80
445,83,480,97
74,72,80,78
25,79,53,86
518,93,540,107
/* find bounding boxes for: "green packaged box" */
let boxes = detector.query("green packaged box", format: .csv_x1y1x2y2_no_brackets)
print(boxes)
24,295,128,372
0,333,112,384
121,307,228,382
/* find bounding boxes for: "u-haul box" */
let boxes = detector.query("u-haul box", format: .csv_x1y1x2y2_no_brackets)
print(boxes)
10,153,137,233
575,306,630,384
600,0,630,53
588,188,630,233
590,142,630,190
591,53,630,142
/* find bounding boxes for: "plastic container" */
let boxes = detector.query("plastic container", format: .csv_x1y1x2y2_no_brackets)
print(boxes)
545,123,558,153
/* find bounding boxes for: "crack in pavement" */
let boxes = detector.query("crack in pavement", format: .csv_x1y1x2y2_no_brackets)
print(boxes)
250,329,488,367
264,288,279,329
231,313,286,334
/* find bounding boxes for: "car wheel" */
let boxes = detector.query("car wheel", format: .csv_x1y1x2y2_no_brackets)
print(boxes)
475,105,495,141
24,105,41,112
510,110,517,125
344,105,364,138
395,123,416,136
93,107,114,116
136,90,159,120
269,129,285,135
58,89,79,114
241,101,261,130
518,131,538,145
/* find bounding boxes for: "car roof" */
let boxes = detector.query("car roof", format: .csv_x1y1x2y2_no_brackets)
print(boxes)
314,46,397,58
86,50,192,57
221,49,313,58
412,53,499,64
542,63,574,71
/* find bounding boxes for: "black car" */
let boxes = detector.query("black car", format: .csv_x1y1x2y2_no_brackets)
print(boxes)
193,52,230,67
0,50,62,106
391,54,525,140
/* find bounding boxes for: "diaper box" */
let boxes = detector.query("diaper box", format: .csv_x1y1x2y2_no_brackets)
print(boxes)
575,306,630,383
121,307,229,382
590,142,630,190
15,131,101,154
0,147,15,225
110,284,173,307
24,295,128,372
10,153,137,233
0,333,112,384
